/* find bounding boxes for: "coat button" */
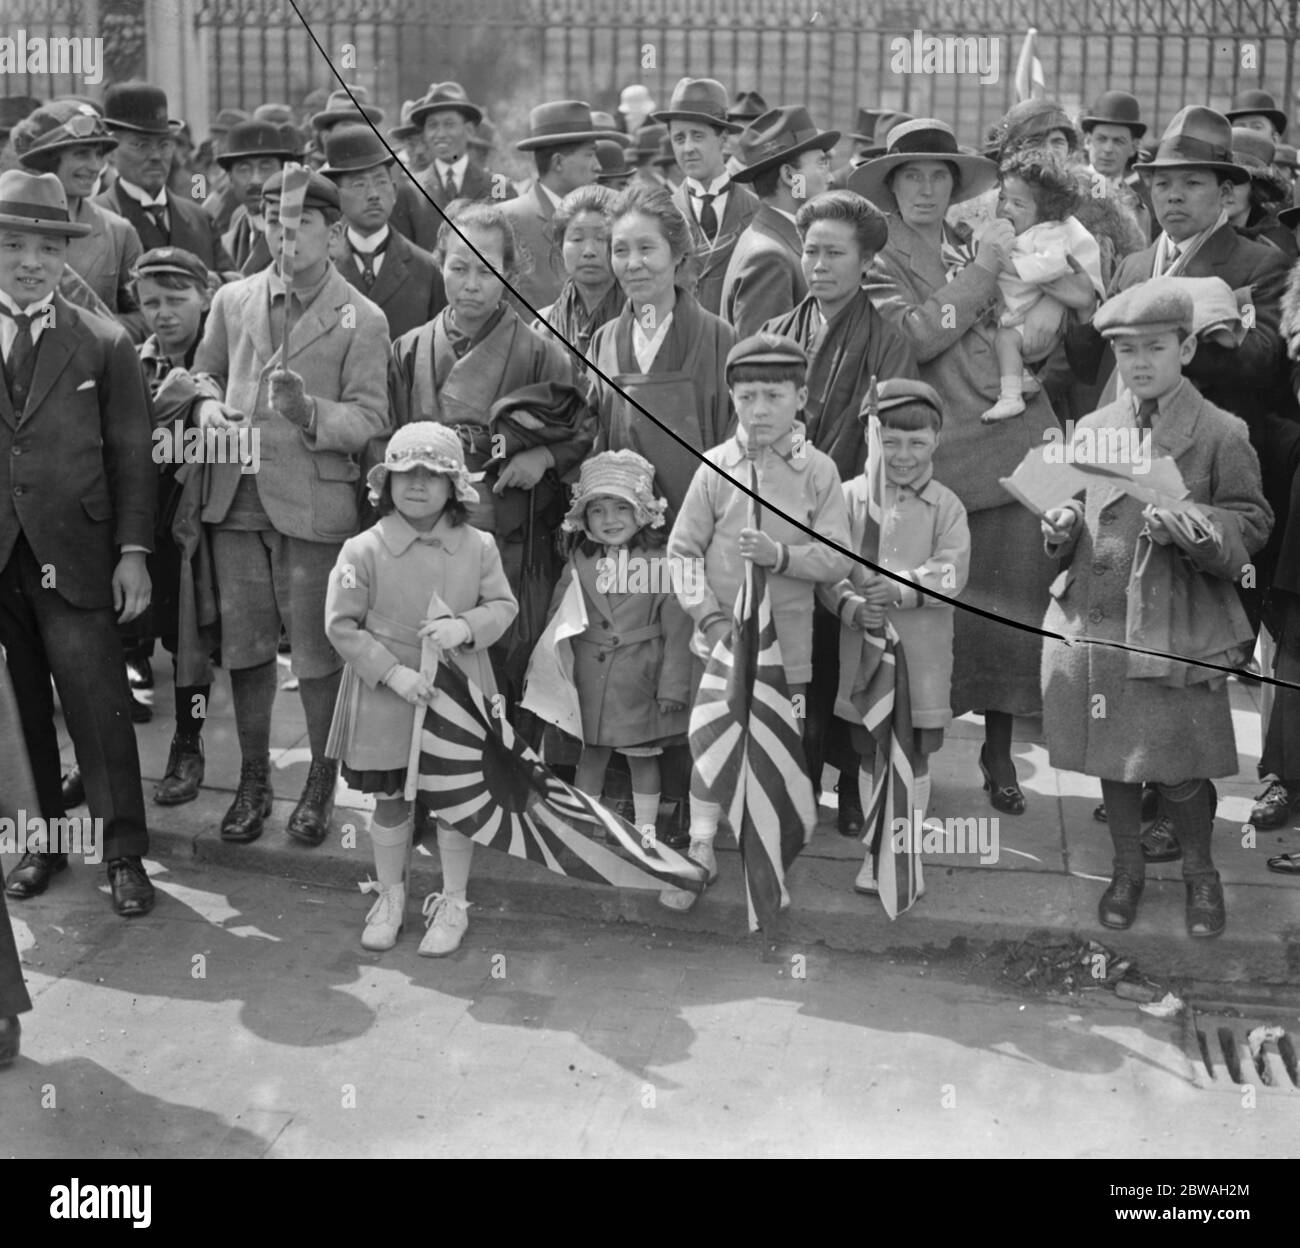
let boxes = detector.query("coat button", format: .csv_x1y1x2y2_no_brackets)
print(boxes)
1092,562,1107,575
1089,608,1104,623
601,620,610,629
10,446,21,455
610,635,619,645
596,653,606,663
12,486,23,496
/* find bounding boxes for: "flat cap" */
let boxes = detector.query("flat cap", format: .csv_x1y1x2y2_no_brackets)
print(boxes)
724,331,808,379
1093,277,1193,338
261,166,340,212
132,246,210,284
865,377,946,425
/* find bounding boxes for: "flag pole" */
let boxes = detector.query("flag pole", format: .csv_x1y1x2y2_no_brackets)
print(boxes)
274,162,311,372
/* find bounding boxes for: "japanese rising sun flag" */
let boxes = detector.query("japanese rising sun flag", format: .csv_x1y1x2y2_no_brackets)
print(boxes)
406,650,708,894
856,377,922,918
688,461,816,932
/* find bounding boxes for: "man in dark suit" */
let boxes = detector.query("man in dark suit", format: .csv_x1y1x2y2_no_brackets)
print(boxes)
0,170,157,917
651,78,758,316
412,82,515,211
311,87,441,252
721,105,839,337
321,125,446,339
215,120,295,272
96,82,235,276
1080,90,1156,241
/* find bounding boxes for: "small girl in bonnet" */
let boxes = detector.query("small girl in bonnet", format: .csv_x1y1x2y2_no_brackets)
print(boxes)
522,450,693,841
324,422,518,956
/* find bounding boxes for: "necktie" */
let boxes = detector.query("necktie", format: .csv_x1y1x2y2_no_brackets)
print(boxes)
1,308,37,412
143,201,168,243
1136,399,1158,429
695,190,718,240
355,251,377,292
442,167,458,200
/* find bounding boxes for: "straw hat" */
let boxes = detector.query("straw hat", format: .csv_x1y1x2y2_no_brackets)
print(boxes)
366,423,481,505
847,118,998,210
562,450,666,533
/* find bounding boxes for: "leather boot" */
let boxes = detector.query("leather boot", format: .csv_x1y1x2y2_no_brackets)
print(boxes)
1098,870,1145,929
286,758,338,847
153,734,205,806
220,756,273,843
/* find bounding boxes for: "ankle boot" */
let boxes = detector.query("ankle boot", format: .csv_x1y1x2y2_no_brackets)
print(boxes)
220,756,273,843
287,758,338,847
153,734,205,806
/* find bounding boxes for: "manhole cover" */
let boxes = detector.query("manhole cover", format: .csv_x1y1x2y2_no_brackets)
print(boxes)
1181,1010,1300,1094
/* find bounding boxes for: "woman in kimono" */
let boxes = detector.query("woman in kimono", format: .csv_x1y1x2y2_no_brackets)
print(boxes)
387,200,594,709
12,100,143,329
587,184,737,515
533,183,625,369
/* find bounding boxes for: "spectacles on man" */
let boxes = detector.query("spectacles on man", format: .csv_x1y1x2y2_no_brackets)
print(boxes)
119,134,176,156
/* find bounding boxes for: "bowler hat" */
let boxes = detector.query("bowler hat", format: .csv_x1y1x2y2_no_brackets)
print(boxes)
0,169,92,237
1132,106,1248,183
848,117,999,209
1231,126,1276,173
515,101,621,151
730,106,840,183
310,86,384,131
102,83,174,135
595,139,632,183
728,91,769,125
0,97,42,139
319,124,394,177
216,121,296,170
12,101,117,166
652,78,742,133
629,122,668,162
1079,90,1147,138
262,167,340,212
410,82,483,129
1225,88,1288,139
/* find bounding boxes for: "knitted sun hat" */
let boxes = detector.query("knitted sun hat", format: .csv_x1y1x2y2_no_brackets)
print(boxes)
562,450,667,535
366,422,481,505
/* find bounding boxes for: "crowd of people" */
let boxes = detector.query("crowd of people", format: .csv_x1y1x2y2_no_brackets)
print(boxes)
3,68,1300,1064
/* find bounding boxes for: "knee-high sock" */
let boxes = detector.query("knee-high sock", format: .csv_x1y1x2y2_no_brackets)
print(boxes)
298,670,343,761
369,812,413,887
1100,779,1145,876
1163,778,1215,880
437,824,473,899
230,660,277,761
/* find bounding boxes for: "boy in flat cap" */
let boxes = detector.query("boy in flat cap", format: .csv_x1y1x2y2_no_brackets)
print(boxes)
1041,278,1271,939
192,168,391,848
0,170,157,917
662,331,852,909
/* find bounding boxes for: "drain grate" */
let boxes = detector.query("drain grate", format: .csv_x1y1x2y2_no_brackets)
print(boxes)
1181,1010,1300,1093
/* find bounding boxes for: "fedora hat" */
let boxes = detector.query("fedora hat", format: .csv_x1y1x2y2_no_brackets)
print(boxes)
1231,126,1276,173
1132,106,1248,183
102,83,175,135
1080,90,1147,138
0,97,42,138
210,107,249,136
728,91,769,125
730,106,840,183
595,138,632,183
848,117,999,209
0,169,92,237
629,122,668,162
319,123,394,177
310,86,384,131
858,110,914,158
1225,88,1288,138
216,120,296,170
389,99,420,142
849,107,882,143
652,78,742,133
410,81,483,129
12,101,117,166
515,100,622,151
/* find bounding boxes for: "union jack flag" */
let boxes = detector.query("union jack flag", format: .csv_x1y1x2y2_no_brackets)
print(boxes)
408,659,708,893
688,462,817,932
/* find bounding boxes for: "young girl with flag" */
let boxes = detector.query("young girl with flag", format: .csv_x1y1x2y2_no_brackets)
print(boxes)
324,423,518,956
819,379,970,909
521,450,693,841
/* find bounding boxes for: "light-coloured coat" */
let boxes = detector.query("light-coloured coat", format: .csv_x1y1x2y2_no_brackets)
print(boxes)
192,265,391,542
1041,380,1272,781
324,512,518,771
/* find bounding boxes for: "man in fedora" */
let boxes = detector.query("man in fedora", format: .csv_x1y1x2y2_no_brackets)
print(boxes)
1081,89,1155,240
627,122,670,191
321,124,446,339
413,82,514,211
721,105,839,337
214,120,297,273
653,78,760,317
829,108,911,189
97,83,234,276
502,100,619,312
0,170,158,918
310,86,440,252
1227,88,1289,141
389,99,430,175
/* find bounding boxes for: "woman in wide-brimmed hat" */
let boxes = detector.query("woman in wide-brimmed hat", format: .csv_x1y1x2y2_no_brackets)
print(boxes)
858,118,1057,816
10,100,140,321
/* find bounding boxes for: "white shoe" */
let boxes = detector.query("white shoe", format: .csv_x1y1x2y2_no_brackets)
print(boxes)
418,891,470,957
359,879,405,951
981,395,1026,424
659,838,718,911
